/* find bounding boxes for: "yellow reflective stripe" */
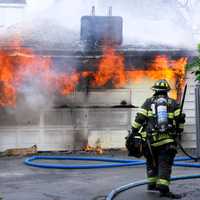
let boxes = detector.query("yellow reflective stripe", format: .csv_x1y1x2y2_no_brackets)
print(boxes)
151,139,174,147
174,109,181,117
157,133,170,140
140,132,147,138
149,132,157,141
148,177,157,183
134,136,141,139
157,179,170,186
138,108,148,116
152,132,157,136
168,112,174,119
179,123,184,129
148,111,153,117
161,82,165,87
132,121,142,129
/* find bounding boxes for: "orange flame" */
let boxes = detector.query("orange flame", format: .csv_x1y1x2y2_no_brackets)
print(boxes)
127,55,187,99
0,41,79,106
82,144,103,155
92,48,127,88
0,42,187,107
95,145,103,155
82,144,95,152
0,50,16,106
90,48,187,99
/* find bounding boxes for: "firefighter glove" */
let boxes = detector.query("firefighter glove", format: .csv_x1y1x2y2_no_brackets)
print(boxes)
125,130,143,158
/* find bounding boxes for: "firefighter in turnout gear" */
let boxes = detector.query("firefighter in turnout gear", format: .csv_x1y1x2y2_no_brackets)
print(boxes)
131,80,185,199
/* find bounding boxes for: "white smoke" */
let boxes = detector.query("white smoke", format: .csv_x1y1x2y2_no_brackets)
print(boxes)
1,0,200,111
24,0,200,48
17,76,55,110
88,0,196,48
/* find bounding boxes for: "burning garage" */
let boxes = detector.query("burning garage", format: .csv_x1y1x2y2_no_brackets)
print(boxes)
0,1,197,153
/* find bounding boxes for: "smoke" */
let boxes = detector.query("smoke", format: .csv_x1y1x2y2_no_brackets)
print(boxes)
1,0,199,48
0,0,199,112
91,0,196,48
24,0,198,48
16,75,55,110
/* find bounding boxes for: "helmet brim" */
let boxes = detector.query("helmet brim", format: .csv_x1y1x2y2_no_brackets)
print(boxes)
152,87,170,92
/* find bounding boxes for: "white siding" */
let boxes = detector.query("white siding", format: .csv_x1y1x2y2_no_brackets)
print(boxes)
182,70,196,148
0,90,132,151
0,74,197,151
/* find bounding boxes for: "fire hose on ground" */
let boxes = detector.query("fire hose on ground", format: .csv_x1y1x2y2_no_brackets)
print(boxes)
24,156,200,200
106,157,200,200
24,156,145,169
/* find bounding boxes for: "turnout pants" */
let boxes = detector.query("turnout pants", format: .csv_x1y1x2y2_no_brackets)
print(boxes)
144,143,177,193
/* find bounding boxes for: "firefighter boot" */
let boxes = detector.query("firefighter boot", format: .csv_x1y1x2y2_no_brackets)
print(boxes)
158,184,182,199
160,191,182,199
147,183,157,191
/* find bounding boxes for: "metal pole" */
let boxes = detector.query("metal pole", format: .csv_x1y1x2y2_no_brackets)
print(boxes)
108,6,112,16
195,83,200,157
91,6,95,16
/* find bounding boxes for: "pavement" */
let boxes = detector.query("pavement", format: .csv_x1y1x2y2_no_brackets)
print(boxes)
0,153,200,200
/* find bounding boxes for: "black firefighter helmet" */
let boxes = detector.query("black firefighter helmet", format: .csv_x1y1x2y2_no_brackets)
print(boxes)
152,79,171,92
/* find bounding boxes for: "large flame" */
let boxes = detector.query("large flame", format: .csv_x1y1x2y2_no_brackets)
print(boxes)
92,48,127,88
0,41,79,107
0,50,16,106
127,55,187,99
0,42,187,107
91,48,187,99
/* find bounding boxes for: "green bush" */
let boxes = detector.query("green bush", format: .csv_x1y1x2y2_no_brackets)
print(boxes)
187,44,200,81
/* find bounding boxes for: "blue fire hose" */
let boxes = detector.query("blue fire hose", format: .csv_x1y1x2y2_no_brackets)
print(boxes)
24,156,200,199
106,157,200,200
24,155,198,169
24,156,145,169
106,174,200,200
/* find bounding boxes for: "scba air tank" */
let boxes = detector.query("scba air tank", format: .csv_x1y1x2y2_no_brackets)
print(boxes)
156,97,168,132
